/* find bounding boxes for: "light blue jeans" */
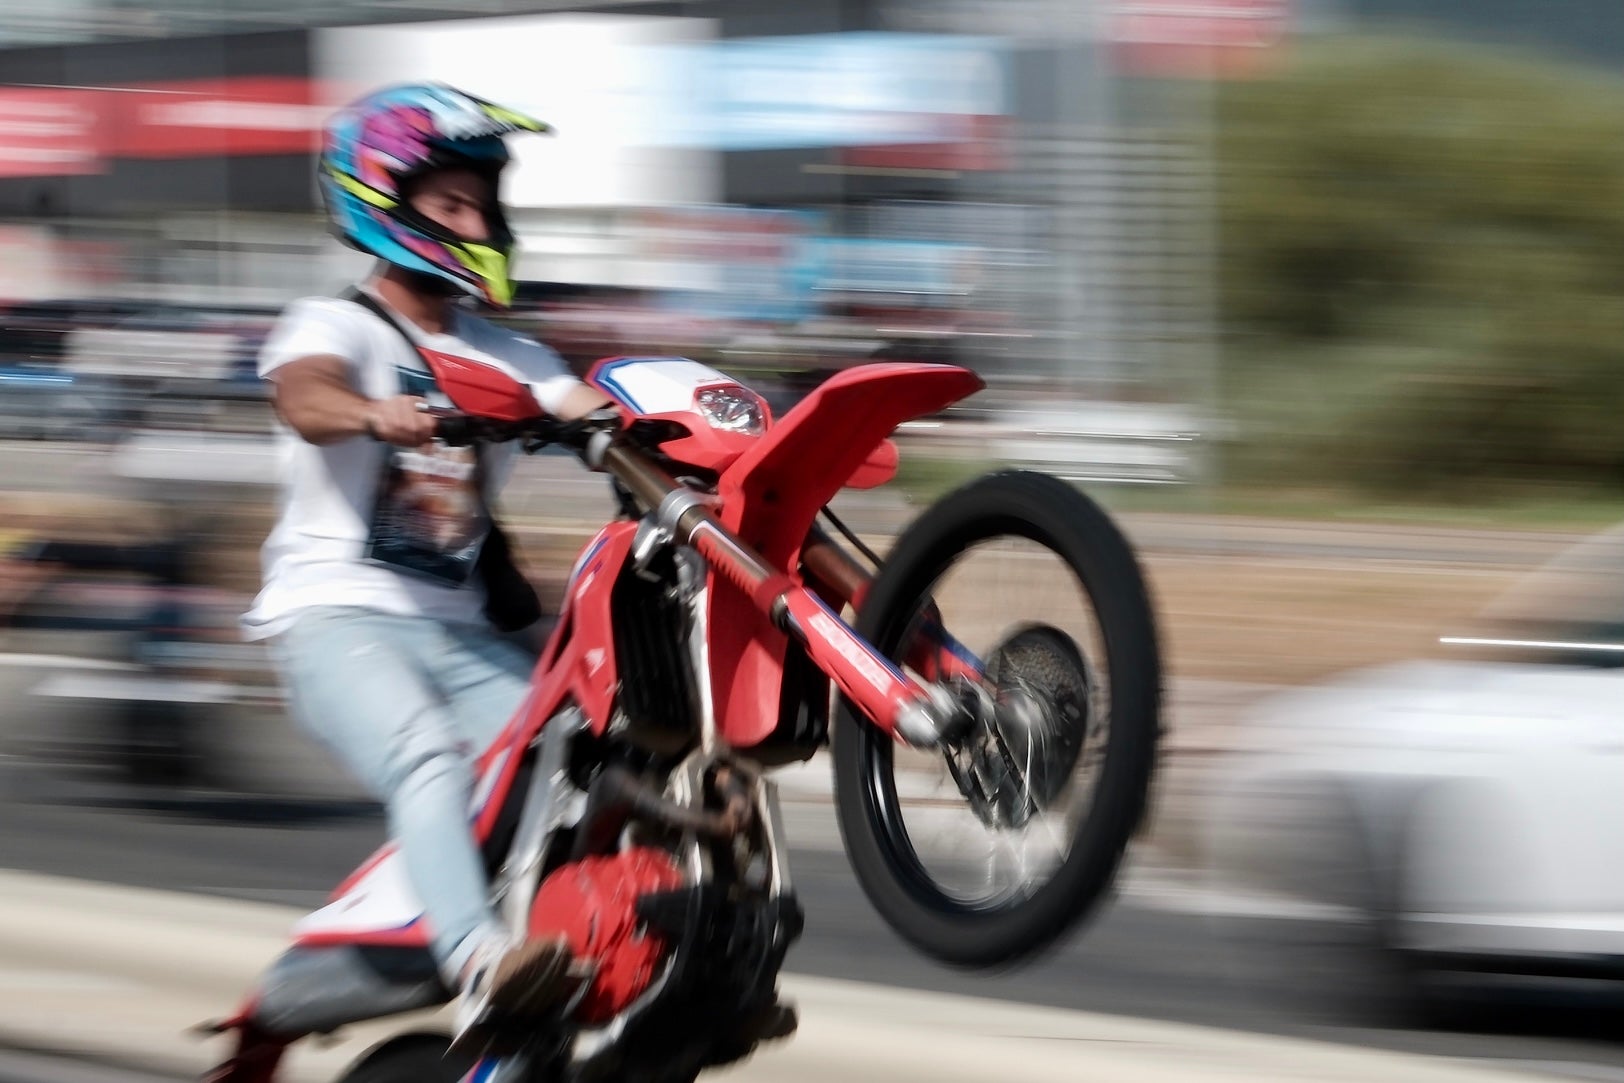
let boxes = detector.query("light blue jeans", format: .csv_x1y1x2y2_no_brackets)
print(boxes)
272,606,535,984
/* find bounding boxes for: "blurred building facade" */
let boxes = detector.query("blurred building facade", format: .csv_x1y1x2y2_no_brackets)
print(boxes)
2,1,1613,395
0,0,1275,418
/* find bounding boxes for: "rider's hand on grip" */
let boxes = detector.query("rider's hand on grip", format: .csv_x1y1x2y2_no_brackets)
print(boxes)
409,403,488,447
364,395,440,447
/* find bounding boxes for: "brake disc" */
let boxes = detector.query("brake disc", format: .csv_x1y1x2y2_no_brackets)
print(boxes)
957,623,1092,829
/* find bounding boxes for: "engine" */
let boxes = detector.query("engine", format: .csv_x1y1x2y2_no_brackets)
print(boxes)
526,847,686,1023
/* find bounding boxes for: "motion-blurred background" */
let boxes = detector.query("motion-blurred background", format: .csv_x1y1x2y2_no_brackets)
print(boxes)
6,3,1624,1082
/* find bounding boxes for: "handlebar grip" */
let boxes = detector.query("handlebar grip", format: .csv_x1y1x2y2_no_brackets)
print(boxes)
421,409,619,451
433,414,479,446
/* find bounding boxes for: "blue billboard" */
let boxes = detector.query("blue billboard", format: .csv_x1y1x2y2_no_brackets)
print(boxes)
652,32,1011,151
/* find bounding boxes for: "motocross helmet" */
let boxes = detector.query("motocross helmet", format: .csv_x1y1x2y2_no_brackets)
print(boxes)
319,83,551,308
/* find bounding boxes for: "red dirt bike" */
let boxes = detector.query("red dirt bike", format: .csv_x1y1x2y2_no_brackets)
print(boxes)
203,356,1161,1083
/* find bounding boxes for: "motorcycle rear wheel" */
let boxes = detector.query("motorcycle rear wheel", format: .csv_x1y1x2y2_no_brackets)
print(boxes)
331,1033,476,1083
833,470,1161,967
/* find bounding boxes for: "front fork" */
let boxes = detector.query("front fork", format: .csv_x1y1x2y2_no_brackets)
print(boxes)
600,441,977,748
801,527,984,685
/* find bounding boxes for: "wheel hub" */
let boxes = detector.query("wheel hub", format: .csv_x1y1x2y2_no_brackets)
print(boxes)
947,624,1092,829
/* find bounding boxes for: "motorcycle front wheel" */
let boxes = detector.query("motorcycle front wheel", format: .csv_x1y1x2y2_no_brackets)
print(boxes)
833,471,1162,968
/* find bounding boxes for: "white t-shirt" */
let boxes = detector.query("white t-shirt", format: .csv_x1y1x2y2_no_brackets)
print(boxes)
241,290,581,640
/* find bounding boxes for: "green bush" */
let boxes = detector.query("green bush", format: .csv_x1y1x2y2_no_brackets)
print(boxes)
1218,35,1624,497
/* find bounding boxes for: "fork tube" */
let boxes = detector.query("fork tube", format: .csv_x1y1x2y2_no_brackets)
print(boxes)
802,529,983,683
801,526,874,610
687,584,718,755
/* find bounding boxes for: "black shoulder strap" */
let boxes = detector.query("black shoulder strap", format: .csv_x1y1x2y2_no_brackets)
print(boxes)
342,285,446,405
341,285,417,348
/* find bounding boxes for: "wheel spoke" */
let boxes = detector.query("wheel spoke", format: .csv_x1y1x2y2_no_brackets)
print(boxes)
870,535,1113,906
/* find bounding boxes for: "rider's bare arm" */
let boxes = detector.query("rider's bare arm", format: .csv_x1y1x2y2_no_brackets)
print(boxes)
552,382,614,420
270,356,438,447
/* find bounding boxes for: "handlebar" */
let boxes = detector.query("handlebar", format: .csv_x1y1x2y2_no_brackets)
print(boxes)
415,404,621,453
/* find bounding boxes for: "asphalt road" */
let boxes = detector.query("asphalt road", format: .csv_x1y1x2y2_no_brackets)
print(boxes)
3,753,1624,1083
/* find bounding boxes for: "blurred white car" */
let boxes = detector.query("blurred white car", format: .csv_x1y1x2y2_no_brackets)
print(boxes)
1206,525,1624,1005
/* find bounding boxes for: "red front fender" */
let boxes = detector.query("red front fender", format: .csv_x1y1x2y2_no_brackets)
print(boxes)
717,363,983,568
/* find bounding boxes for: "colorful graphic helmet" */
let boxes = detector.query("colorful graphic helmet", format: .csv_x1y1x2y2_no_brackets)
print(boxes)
319,84,551,308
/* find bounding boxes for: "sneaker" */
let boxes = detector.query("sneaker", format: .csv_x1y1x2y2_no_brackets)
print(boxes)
743,999,798,1043
452,935,578,1054
704,997,799,1071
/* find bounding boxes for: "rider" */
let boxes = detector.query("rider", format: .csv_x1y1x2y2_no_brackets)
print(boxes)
240,84,611,1045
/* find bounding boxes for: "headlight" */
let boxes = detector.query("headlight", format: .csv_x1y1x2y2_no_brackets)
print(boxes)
694,386,767,436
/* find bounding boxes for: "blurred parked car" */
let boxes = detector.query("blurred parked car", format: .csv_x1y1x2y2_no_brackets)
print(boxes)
0,431,280,784
58,303,275,432
0,299,144,366
1207,524,1624,1016
0,364,124,441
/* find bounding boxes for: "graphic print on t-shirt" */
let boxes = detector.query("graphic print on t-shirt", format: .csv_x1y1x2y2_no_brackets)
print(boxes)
364,366,490,586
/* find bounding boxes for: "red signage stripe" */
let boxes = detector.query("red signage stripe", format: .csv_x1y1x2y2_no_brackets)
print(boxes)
110,76,330,159
0,87,107,178
0,76,337,176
